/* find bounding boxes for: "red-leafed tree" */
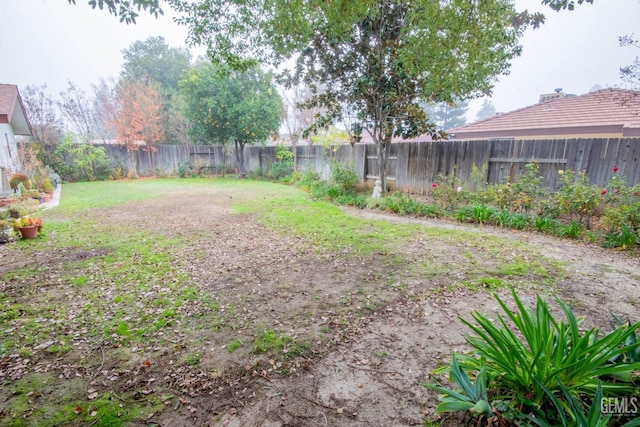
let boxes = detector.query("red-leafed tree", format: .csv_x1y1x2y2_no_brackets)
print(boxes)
104,79,164,175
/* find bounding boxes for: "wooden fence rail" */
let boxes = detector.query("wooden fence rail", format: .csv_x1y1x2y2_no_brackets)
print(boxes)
93,137,640,191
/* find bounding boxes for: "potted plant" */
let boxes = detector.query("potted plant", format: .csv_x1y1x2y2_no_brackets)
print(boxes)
9,173,32,193
12,217,43,239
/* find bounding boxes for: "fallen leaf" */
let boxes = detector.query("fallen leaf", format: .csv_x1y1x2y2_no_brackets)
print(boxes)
74,406,83,415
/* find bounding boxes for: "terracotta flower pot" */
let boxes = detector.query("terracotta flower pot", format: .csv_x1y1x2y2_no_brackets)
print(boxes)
19,225,39,239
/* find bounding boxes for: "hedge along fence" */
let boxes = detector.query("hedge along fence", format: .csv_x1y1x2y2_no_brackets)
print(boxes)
96,137,640,191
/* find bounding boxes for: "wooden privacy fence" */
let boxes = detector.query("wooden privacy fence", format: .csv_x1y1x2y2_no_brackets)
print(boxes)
98,137,640,191
357,138,640,192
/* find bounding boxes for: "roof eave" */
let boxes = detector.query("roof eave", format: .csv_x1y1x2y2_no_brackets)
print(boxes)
13,89,33,136
452,124,627,140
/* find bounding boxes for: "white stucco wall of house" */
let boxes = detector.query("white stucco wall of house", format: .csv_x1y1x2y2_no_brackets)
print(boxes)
0,123,18,193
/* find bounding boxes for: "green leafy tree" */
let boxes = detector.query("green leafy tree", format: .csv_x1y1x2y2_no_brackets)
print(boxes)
121,36,191,93
121,37,193,144
179,64,283,177
66,0,164,24
170,0,542,192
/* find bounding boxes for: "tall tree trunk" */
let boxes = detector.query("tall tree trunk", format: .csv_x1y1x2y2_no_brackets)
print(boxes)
377,140,388,193
235,140,247,178
373,120,393,193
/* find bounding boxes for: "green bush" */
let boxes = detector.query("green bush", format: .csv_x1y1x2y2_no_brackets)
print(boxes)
559,220,585,239
54,134,112,181
266,160,294,180
177,162,191,178
505,212,531,230
379,192,442,217
330,161,360,193
602,224,638,250
425,288,640,426
334,194,367,209
9,174,31,191
533,215,561,233
510,163,545,214
293,170,321,189
431,173,467,210
296,163,640,251
551,170,602,225
266,144,295,181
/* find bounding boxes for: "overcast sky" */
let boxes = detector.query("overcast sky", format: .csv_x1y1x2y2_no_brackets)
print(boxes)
1,0,639,122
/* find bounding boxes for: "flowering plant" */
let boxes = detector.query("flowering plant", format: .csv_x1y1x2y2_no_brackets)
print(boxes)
11,217,43,232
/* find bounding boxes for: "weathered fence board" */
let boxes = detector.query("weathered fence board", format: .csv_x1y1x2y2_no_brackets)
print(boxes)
87,138,640,191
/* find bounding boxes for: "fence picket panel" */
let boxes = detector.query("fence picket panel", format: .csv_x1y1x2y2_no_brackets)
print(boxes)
46,138,639,190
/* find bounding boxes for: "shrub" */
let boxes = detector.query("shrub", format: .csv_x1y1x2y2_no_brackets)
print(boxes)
334,194,367,209
600,178,640,237
551,170,601,226
533,215,561,233
266,160,294,181
330,161,360,194
294,170,320,189
431,173,467,210
602,224,638,250
54,134,111,181
505,212,530,230
261,146,296,181
425,288,640,426
559,220,584,239
488,208,510,227
509,163,545,214
9,174,31,191
46,166,61,187
453,205,474,223
309,180,334,200
470,204,494,225
379,192,442,217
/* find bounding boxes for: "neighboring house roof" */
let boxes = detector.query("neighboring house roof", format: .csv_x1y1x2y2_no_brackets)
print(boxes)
448,88,640,140
0,84,32,136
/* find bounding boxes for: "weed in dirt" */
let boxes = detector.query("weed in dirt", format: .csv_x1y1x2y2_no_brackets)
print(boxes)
183,351,204,366
253,329,292,354
228,338,243,352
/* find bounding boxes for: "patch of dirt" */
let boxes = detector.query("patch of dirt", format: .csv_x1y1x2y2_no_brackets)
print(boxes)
1,190,639,427
148,200,639,427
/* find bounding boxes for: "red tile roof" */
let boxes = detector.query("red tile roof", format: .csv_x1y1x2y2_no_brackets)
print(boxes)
0,84,32,135
0,84,19,121
449,88,640,140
